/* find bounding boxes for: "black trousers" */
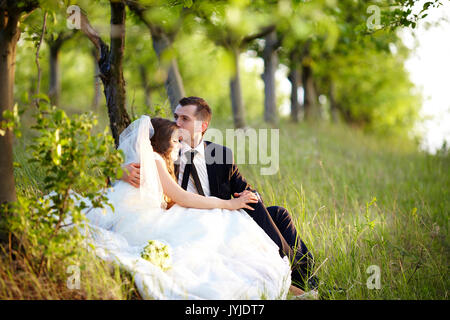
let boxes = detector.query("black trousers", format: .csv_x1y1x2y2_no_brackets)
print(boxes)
244,201,315,288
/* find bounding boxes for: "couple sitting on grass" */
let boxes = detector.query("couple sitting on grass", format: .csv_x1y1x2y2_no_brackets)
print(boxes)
77,96,318,299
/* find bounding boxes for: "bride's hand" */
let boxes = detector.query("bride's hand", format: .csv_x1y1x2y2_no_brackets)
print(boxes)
227,190,259,211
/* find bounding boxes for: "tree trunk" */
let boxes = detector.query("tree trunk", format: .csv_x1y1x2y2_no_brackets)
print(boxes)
125,1,185,113
47,32,74,107
91,48,102,110
105,1,131,146
288,50,301,122
48,44,60,106
262,29,278,124
301,41,321,121
0,10,21,205
301,58,319,120
139,64,152,108
150,30,185,112
79,2,131,146
229,46,246,128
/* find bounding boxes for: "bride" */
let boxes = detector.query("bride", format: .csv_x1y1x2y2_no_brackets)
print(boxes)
76,115,291,299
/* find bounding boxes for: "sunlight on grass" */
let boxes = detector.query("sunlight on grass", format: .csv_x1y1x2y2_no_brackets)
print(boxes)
218,118,449,299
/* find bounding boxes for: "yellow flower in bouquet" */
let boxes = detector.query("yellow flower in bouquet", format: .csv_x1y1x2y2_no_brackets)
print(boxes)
140,240,172,271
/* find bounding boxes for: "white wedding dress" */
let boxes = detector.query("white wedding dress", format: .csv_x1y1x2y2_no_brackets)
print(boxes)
70,115,291,299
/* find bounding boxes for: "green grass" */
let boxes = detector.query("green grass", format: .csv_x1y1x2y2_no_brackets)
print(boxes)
217,118,449,299
8,115,449,299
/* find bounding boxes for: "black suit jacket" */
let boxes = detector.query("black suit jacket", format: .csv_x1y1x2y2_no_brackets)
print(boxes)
174,141,315,286
174,141,258,200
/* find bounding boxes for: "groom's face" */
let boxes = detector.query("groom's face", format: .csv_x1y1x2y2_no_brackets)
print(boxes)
174,104,207,145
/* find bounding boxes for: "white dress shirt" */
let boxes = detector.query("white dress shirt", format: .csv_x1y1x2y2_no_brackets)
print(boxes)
177,139,211,197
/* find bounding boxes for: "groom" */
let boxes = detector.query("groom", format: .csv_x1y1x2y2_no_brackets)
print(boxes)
123,96,317,292
174,96,317,292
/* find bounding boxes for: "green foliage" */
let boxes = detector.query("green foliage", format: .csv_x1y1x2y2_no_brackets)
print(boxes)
277,0,340,51
0,103,22,138
191,0,272,46
328,43,420,135
11,0,430,137
383,0,444,30
311,0,421,136
3,104,124,277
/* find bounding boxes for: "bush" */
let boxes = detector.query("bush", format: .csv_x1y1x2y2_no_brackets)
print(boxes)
2,105,123,281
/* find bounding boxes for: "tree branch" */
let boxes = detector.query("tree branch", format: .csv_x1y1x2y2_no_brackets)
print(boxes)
126,0,152,29
49,30,76,50
34,10,47,108
77,6,111,81
78,8,103,52
126,0,186,40
16,0,40,14
241,24,276,46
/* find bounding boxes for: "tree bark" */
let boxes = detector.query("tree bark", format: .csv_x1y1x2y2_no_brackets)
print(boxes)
0,2,39,242
107,1,130,145
229,46,246,128
149,29,185,112
301,43,319,121
262,29,278,124
302,64,319,120
139,64,152,108
79,1,131,146
47,32,74,107
0,10,20,205
288,50,301,122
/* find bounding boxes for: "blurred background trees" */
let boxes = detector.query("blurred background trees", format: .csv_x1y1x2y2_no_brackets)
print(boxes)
8,0,434,131
6,0,431,131
1,0,445,207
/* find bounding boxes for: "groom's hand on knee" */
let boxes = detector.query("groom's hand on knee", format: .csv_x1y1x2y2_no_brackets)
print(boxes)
121,163,140,188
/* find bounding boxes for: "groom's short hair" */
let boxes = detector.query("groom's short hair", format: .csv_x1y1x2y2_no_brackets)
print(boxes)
179,96,212,124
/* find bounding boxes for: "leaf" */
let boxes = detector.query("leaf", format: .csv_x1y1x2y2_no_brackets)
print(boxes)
183,0,193,8
32,93,51,103
54,109,66,122
423,2,433,11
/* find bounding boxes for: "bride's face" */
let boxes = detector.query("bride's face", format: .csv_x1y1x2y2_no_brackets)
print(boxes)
170,130,181,162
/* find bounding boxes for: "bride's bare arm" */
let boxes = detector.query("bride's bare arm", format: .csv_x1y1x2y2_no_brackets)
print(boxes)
154,158,257,211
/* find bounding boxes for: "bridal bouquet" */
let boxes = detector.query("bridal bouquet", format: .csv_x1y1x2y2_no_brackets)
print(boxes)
140,240,172,271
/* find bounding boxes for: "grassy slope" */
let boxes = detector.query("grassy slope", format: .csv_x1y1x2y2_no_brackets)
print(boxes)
8,116,449,299
218,118,449,299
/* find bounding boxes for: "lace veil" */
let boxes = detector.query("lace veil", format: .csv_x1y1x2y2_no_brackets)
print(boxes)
118,115,164,208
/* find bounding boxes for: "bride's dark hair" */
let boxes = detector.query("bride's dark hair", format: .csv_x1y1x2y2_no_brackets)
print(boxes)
149,117,178,208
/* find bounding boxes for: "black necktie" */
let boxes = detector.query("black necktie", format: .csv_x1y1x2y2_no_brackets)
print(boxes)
181,150,205,196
